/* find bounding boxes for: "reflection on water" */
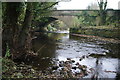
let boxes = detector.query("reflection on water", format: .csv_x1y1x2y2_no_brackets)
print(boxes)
29,31,119,78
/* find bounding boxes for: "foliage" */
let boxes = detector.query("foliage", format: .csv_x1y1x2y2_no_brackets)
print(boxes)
72,11,97,27
32,2,58,28
72,17,80,27
47,24,57,31
5,43,10,58
2,58,37,78
2,2,58,59
72,9,119,27
44,20,66,31
2,58,16,73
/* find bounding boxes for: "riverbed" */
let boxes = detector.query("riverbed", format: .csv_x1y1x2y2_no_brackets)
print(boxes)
26,31,119,78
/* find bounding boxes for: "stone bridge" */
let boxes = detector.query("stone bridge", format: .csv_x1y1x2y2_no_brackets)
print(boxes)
43,10,118,27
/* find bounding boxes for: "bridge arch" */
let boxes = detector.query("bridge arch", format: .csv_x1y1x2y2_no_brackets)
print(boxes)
50,16,75,27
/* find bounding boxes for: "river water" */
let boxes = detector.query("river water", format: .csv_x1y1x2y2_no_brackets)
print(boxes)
27,31,119,78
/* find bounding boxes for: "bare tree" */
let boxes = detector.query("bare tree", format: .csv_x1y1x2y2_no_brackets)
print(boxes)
97,0,107,25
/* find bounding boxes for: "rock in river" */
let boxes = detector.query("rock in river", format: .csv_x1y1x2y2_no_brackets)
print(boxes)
52,65,59,70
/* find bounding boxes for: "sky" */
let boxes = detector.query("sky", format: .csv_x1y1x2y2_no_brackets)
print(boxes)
57,0,120,10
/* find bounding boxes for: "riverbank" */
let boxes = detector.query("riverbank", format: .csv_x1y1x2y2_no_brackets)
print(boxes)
70,26,120,40
70,33,120,43
1,57,90,79
2,57,119,79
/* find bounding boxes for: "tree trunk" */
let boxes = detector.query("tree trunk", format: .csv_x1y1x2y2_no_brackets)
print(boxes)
2,2,21,57
18,2,33,48
97,0,107,25
14,2,34,59
2,2,34,59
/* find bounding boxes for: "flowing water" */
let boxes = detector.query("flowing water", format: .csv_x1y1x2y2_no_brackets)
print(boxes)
26,31,119,78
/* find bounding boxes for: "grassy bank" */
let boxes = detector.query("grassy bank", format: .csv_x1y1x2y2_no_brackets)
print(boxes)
70,26,120,40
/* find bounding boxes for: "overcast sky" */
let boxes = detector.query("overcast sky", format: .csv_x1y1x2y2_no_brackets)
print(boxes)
57,0,120,10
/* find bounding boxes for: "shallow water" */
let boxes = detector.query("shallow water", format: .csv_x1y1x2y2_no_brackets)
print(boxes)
28,31,119,78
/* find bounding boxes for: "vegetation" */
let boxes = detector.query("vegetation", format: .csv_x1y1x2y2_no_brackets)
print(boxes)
2,2,59,79
72,10,120,27
2,2,58,59
46,20,67,31
1,1,120,79
71,0,120,28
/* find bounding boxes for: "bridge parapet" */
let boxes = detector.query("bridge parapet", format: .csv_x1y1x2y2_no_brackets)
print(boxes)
51,10,118,16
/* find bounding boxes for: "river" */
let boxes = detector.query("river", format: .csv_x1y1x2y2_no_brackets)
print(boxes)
25,31,119,78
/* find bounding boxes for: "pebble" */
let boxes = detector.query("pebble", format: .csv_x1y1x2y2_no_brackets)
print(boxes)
79,58,82,61
72,66,77,70
71,60,75,63
78,65,83,69
82,56,85,58
76,51,80,52
59,64,63,67
59,61,64,64
65,61,71,64
75,62,80,65
67,58,71,60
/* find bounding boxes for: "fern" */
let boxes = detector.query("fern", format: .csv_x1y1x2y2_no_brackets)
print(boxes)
5,43,10,58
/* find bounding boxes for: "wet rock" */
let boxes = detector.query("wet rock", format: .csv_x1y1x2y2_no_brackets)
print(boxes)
79,47,82,49
41,57,46,60
78,72,84,77
56,39,62,42
59,61,64,64
89,68,94,72
65,61,71,64
75,62,80,65
71,60,75,63
65,64,72,70
76,50,80,52
53,58,59,61
86,56,89,58
59,63,63,67
46,57,50,59
78,65,83,69
80,70,86,77
72,66,77,70
84,71,88,76
57,47,63,49
82,65,87,68
74,72,78,76
63,67,69,71
82,55,85,58
67,44,71,46
79,58,82,61
52,65,59,70
67,58,71,60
